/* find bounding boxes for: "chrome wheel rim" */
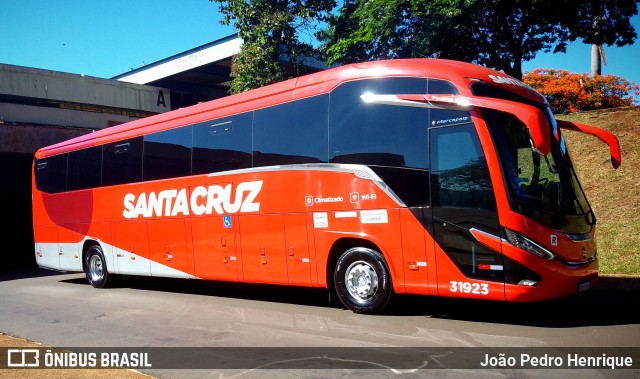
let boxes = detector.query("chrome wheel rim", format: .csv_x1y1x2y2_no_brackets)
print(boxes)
88,254,104,283
345,260,378,302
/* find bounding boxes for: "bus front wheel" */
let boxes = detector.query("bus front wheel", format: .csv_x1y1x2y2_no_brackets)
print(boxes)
334,247,392,314
85,245,111,288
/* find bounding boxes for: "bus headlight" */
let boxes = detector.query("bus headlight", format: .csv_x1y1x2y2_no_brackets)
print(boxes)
504,228,555,260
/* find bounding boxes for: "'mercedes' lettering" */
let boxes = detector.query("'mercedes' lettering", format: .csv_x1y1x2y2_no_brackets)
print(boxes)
122,181,262,219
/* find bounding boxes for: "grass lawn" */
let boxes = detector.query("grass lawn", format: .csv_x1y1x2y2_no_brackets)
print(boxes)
558,106,640,275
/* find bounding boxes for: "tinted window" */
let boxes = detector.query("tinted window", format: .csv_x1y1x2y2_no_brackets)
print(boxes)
68,147,101,191
372,166,430,207
430,124,501,281
329,78,429,168
253,95,328,167
34,154,67,193
329,78,433,206
470,82,537,106
143,126,192,181
430,124,496,213
192,112,253,175
428,79,458,94
102,137,143,186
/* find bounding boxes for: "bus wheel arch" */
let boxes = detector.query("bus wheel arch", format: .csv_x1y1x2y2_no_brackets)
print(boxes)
328,239,393,314
83,242,112,288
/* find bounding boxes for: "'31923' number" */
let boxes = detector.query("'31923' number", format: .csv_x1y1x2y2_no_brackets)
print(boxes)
449,281,489,295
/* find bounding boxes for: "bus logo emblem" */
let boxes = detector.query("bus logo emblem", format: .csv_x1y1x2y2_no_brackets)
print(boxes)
305,196,313,206
7,349,40,367
550,235,558,246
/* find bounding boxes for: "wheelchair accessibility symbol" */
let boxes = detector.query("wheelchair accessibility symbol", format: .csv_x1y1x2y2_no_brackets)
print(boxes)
223,216,232,228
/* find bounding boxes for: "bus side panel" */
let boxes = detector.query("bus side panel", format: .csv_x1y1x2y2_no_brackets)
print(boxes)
238,214,289,285
42,192,93,236
58,225,82,271
148,218,191,278
433,241,505,301
305,212,320,287
112,220,151,276
284,213,313,286
398,209,431,296
311,209,405,294
191,215,239,281
34,224,59,270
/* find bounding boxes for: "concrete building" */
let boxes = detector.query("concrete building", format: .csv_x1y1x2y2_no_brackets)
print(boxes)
1,33,324,268
0,63,172,268
112,34,325,108
0,64,171,149
113,34,242,109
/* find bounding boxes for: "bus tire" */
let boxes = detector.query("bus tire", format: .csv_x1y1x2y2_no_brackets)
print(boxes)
85,245,111,288
334,247,392,314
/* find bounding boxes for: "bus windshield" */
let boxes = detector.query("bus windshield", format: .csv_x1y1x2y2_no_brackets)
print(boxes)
484,108,593,234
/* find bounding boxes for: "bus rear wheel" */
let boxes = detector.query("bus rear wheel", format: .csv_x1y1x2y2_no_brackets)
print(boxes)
85,245,111,288
334,247,392,314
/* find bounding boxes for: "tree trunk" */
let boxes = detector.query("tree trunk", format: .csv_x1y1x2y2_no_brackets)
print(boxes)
591,44,602,76
505,60,523,81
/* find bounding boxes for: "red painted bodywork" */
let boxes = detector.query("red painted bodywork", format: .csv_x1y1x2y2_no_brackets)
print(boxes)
32,58,617,304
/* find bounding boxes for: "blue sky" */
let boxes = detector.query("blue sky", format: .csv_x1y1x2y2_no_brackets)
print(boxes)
2,0,639,92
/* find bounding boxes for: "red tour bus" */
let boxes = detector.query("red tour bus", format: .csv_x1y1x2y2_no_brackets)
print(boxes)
32,58,621,314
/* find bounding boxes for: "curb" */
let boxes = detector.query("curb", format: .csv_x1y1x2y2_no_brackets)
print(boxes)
592,274,640,292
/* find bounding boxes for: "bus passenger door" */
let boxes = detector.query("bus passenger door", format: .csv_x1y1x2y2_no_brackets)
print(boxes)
429,124,505,301
238,214,288,285
191,215,239,282
147,219,191,279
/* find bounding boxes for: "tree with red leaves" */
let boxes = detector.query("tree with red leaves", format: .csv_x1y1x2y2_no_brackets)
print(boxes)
523,68,640,113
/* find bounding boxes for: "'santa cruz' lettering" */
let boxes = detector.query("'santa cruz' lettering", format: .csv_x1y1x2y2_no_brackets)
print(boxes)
488,74,533,90
123,181,262,219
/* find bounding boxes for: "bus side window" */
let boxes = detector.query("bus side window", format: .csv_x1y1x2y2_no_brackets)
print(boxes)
192,112,253,175
102,137,143,187
115,143,130,154
34,154,68,194
143,126,192,181
329,77,430,207
253,95,329,167
430,124,498,232
67,147,102,191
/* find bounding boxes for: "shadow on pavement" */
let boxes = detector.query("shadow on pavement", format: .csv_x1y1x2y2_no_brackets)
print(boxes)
0,261,67,282
388,289,640,328
52,269,640,328
61,274,338,310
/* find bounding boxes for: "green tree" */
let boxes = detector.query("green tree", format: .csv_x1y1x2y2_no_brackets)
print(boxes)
559,0,638,75
319,0,415,62
211,0,335,94
321,0,638,80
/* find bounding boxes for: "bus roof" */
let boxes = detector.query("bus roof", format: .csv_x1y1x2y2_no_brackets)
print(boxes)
35,58,546,158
